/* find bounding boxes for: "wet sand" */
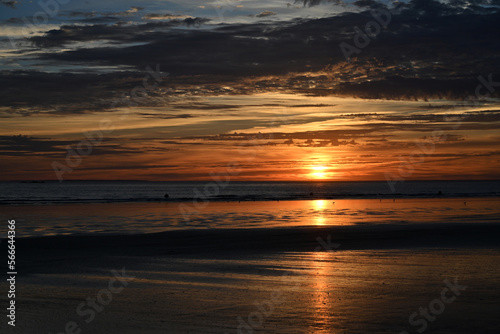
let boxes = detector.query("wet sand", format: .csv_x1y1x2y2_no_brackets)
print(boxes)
1,223,500,333
2,197,500,237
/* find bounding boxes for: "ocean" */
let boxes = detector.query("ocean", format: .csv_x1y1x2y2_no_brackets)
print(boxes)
2,180,499,205
1,180,499,238
1,180,500,334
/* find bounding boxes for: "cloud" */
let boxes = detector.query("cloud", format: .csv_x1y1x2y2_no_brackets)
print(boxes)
0,135,72,156
61,10,99,18
0,70,133,114
353,0,385,9
1,1,499,181
256,11,276,18
5,17,22,23
28,4,499,86
29,18,211,48
0,0,499,115
295,0,346,7
139,113,194,119
60,6,144,19
1,0,17,8
142,13,194,20
0,134,151,158
298,0,500,13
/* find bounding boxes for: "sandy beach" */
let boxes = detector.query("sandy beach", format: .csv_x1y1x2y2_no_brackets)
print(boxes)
2,197,500,237
1,220,500,334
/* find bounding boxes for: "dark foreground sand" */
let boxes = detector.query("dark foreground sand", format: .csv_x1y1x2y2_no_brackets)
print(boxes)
1,223,500,333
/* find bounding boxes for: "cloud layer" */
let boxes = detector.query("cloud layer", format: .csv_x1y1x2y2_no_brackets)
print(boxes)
1,0,500,180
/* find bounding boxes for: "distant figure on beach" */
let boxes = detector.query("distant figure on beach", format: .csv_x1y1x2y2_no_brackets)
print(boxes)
438,190,443,196
464,201,467,206
164,193,169,199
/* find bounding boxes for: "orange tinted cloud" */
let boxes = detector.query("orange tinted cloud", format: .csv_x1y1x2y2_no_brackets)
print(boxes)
1,94,499,181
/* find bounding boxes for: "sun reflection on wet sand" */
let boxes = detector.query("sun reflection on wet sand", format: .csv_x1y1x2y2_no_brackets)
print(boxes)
313,199,328,225
3,197,500,237
310,251,337,333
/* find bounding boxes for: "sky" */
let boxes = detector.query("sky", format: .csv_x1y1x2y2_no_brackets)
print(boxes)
1,0,500,181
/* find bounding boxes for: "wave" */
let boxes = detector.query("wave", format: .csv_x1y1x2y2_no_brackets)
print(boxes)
1,192,500,205
1,180,499,205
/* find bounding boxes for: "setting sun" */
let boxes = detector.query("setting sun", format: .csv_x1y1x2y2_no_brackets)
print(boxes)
310,166,328,179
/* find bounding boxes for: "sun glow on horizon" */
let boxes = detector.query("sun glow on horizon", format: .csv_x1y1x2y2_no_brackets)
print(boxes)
310,165,329,179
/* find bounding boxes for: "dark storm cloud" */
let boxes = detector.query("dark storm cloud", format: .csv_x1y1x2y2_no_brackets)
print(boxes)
53,164,179,173
29,18,210,48
182,128,374,142
1,0,500,113
59,6,144,18
33,19,344,75
0,135,68,155
353,0,386,9
55,11,124,24
0,135,139,158
0,70,138,113
139,113,194,119
5,17,23,23
0,135,148,157
77,16,124,24
32,2,500,80
142,13,193,20
61,10,99,18
354,112,500,123
299,0,500,13
294,0,345,7
1,0,17,8
172,103,240,111
256,11,277,18
174,109,500,146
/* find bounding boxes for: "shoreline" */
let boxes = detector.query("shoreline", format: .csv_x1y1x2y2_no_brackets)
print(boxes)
2,194,500,206
5,222,500,273
2,197,500,238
